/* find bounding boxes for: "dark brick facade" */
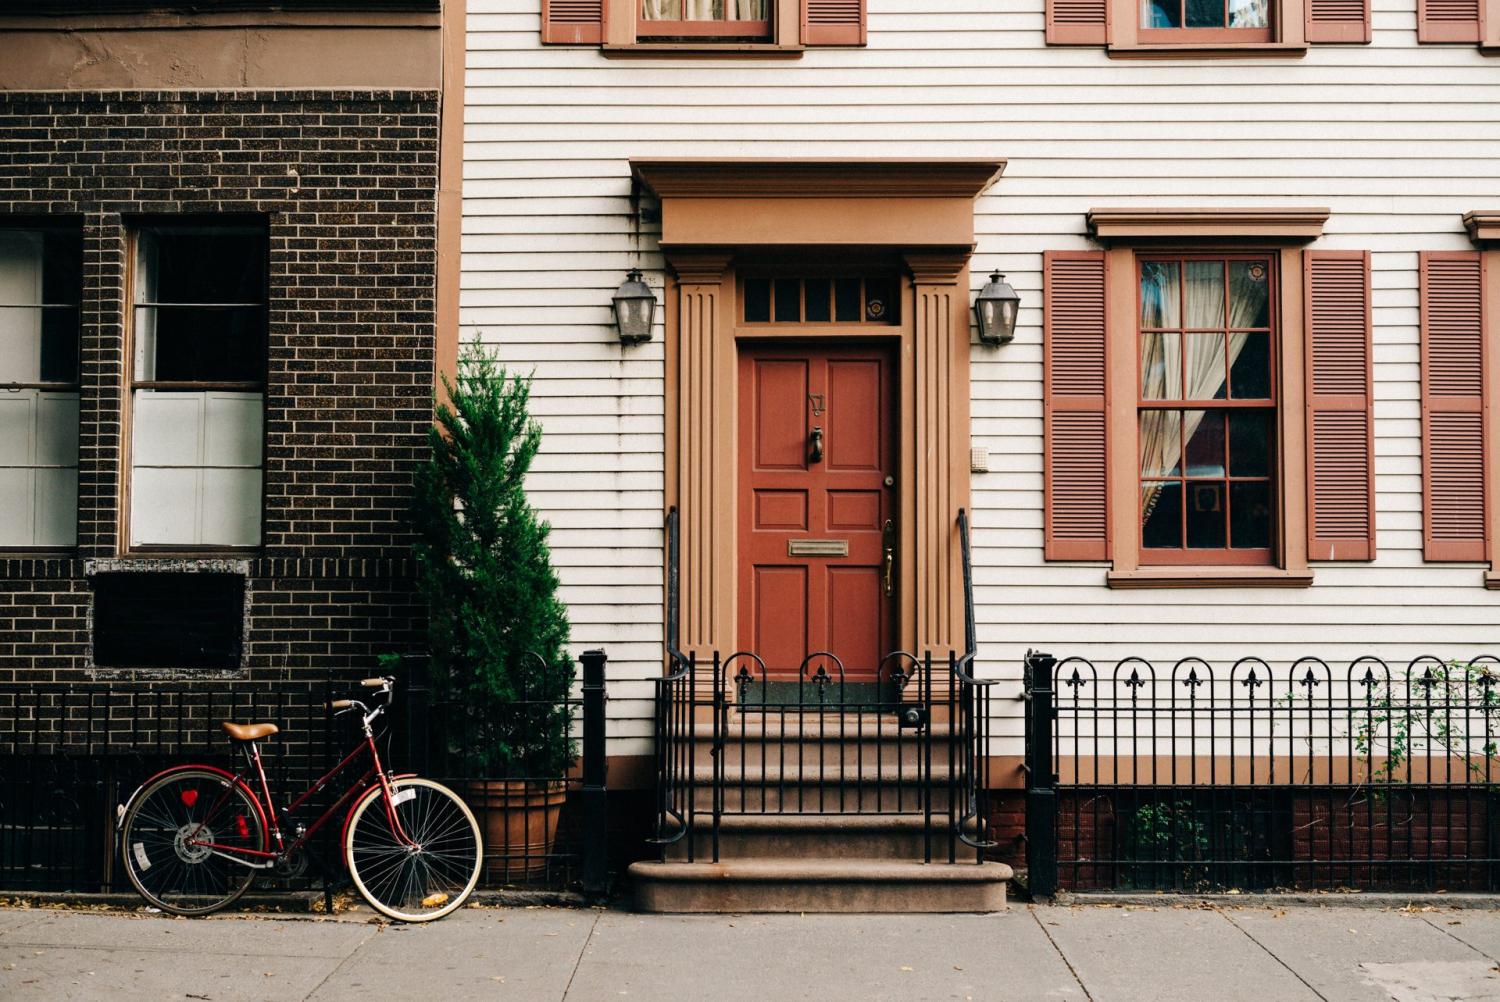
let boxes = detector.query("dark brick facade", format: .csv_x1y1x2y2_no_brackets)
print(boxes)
0,90,439,682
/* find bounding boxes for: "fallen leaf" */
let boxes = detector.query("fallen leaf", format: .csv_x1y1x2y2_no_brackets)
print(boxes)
420,892,449,908
900,966,914,972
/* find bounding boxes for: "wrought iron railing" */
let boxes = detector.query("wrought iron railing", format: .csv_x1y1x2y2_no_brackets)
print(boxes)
1026,651,1500,894
651,507,994,864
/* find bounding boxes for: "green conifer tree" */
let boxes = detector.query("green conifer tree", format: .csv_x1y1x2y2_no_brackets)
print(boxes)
413,342,574,777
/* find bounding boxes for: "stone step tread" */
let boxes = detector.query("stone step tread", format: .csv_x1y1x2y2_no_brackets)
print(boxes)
628,859,1014,884
692,723,960,741
691,765,958,783
703,814,936,832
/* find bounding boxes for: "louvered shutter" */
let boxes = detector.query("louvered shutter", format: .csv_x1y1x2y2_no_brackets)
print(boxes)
803,0,867,45
542,0,603,44
1420,252,1487,561
1046,0,1108,44
1044,251,1109,561
1304,251,1376,561
1307,0,1370,42
1417,0,1482,42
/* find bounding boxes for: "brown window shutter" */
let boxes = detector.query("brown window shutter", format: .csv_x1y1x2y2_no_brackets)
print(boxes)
542,0,603,44
1044,251,1109,561
1046,0,1108,44
1306,0,1370,42
1420,251,1487,561
803,0,867,45
1304,251,1376,561
1417,0,1482,42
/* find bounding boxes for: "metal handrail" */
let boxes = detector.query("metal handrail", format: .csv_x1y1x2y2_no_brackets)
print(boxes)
664,506,691,680
954,509,992,687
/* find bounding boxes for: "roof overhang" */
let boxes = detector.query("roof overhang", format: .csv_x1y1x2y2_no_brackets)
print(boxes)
1465,211,1500,245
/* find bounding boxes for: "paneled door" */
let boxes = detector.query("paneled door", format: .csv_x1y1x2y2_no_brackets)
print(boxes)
737,344,897,682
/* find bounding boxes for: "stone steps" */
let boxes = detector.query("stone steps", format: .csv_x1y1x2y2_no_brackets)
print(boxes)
666,814,976,861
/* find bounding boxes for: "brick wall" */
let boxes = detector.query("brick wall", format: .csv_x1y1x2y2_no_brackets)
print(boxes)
0,90,438,683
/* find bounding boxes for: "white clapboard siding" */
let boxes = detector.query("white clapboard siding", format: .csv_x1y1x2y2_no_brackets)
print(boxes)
463,0,1500,760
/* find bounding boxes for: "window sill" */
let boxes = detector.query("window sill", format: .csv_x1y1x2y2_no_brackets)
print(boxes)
1107,41,1308,57
1107,567,1314,589
602,42,805,57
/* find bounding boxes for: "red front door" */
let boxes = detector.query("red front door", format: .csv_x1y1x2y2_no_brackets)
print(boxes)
737,344,897,682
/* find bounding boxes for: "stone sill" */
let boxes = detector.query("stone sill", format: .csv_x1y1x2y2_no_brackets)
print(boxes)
1107,567,1315,589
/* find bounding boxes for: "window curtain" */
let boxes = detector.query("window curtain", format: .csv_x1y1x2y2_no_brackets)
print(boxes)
1139,264,1258,525
643,0,768,18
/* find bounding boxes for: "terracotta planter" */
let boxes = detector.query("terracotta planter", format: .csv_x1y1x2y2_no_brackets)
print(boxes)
462,778,567,881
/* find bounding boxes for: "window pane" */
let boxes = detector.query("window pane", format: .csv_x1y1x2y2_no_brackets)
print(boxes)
1229,0,1269,26
1140,330,1181,399
40,231,82,307
1184,410,1225,477
1228,412,1272,477
1143,0,1181,25
1186,0,1223,26
1140,261,1180,328
1183,331,1227,400
774,278,800,323
643,0,769,17
40,307,79,382
1184,261,1225,327
134,305,263,382
1230,481,1272,548
1142,482,1182,548
1140,409,1182,477
804,278,831,322
1187,482,1227,548
834,278,861,322
1228,260,1270,327
1229,332,1271,399
145,231,264,305
865,276,896,323
1,230,81,385
745,278,771,322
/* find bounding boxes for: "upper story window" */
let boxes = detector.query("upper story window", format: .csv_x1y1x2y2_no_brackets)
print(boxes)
1141,0,1272,37
0,225,81,549
640,0,771,39
1137,255,1277,565
129,223,266,550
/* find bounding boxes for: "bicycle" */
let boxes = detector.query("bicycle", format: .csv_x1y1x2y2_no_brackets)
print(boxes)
117,676,482,922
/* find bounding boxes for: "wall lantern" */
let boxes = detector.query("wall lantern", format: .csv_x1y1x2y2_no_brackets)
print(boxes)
973,271,1020,345
612,268,657,345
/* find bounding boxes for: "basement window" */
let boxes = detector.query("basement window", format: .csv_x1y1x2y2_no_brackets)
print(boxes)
91,571,245,670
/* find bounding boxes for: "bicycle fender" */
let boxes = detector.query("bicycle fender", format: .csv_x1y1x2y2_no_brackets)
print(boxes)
118,763,271,855
338,773,419,850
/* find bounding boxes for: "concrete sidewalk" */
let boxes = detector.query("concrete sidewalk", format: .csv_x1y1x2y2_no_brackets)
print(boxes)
3,900,1500,1002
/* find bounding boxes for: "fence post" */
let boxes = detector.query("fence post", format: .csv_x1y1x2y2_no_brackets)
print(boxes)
580,649,609,899
1025,650,1059,898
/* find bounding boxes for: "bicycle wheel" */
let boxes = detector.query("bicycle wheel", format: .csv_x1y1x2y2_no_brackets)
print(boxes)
345,777,482,922
120,768,265,916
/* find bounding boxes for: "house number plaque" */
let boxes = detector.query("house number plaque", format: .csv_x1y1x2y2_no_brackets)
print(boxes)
787,539,848,557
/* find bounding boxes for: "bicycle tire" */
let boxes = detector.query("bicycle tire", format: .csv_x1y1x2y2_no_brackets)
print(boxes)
344,777,482,922
120,768,265,916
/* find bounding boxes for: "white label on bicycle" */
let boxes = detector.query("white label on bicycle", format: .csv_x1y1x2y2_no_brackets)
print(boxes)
391,788,416,806
133,842,151,871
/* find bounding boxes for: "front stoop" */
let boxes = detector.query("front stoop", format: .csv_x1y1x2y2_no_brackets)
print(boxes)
628,859,1014,914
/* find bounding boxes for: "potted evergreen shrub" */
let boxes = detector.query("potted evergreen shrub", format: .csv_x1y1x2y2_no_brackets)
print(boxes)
413,342,574,878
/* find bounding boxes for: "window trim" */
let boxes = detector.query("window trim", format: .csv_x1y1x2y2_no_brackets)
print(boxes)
1106,0,1307,54
121,220,269,556
1464,212,1500,588
1091,223,1318,588
604,0,804,50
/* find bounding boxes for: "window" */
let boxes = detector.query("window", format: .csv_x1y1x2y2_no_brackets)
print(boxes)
128,224,266,549
91,571,245,670
640,0,771,39
541,0,865,48
1042,209,1377,587
1137,256,1276,564
0,226,81,549
1046,0,1370,51
742,275,899,325
1140,0,1272,38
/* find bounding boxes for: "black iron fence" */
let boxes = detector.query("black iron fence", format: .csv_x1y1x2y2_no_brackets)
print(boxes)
0,656,609,900
1025,651,1500,895
650,507,994,864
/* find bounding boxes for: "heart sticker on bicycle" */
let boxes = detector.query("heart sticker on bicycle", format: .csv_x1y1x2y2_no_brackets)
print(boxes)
180,790,199,809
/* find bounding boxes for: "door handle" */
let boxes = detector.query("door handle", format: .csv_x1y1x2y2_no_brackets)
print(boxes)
882,519,895,597
809,426,824,464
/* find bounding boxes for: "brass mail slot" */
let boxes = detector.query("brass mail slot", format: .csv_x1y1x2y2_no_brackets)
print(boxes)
787,539,848,557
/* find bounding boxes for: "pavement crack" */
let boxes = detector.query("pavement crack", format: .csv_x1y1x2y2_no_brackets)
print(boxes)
1029,905,1094,1001
559,909,603,1002
298,923,384,1001
1217,908,1330,1002
1419,913,1499,963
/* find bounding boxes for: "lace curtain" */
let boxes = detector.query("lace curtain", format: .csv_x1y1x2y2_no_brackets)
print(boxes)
1139,263,1262,525
643,0,768,18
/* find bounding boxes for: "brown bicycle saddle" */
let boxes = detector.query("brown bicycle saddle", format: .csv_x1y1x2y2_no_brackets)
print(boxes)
220,721,279,741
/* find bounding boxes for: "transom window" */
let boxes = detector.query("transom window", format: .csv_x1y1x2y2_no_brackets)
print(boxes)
1138,255,1277,565
743,276,899,325
640,0,771,38
0,226,81,549
1141,0,1271,36
129,224,266,549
